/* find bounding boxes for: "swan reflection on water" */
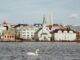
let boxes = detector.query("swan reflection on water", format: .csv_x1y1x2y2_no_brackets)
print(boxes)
27,49,39,56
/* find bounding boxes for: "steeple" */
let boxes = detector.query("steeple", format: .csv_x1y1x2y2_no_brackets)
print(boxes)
3,20,7,27
3,17,9,30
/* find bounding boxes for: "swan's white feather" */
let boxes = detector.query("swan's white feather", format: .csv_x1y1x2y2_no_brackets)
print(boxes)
27,49,39,56
27,52,38,56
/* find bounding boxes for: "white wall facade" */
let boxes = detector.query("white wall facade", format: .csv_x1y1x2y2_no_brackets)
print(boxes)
20,27,35,40
54,30,76,41
38,28,51,41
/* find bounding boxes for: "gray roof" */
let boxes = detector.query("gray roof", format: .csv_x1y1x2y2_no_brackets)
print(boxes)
35,28,42,34
70,26,80,32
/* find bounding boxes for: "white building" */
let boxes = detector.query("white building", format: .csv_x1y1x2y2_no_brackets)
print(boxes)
37,26,51,41
54,30,64,41
35,15,52,41
20,26,36,40
54,30,76,41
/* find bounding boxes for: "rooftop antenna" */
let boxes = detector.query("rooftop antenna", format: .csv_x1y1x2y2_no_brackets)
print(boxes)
41,14,47,35
42,14,46,27
46,12,54,26
48,13,52,25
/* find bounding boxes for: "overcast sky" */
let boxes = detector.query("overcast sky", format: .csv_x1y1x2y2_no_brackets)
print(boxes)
0,0,80,25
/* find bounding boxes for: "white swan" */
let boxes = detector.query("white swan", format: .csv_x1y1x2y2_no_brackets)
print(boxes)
27,49,39,56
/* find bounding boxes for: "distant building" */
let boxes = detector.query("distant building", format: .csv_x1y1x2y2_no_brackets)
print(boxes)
33,24,42,28
48,24,66,32
68,25,80,32
14,24,28,39
76,31,80,40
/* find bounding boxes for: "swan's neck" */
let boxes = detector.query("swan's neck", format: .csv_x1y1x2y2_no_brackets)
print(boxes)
35,49,39,54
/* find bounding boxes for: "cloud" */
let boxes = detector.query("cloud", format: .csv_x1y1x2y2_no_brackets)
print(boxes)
69,13,79,19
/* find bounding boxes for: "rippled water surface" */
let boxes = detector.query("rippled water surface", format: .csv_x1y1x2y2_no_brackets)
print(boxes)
0,42,80,60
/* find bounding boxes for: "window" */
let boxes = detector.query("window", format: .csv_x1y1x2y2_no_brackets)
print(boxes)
22,32,25,34
42,33,47,35
27,35,29,36
23,29,26,31
31,32,34,34
27,32,29,34
31,35,33,37
10,36,11,38
7,36,9,38
12,36,14,38
22,35,26,36
5,36,6,38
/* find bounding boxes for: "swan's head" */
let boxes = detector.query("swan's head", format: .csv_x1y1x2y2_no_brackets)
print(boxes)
36,49,39,52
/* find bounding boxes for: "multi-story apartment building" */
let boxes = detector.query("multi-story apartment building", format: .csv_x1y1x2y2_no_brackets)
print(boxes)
54,30,76,41
19,26,36,41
